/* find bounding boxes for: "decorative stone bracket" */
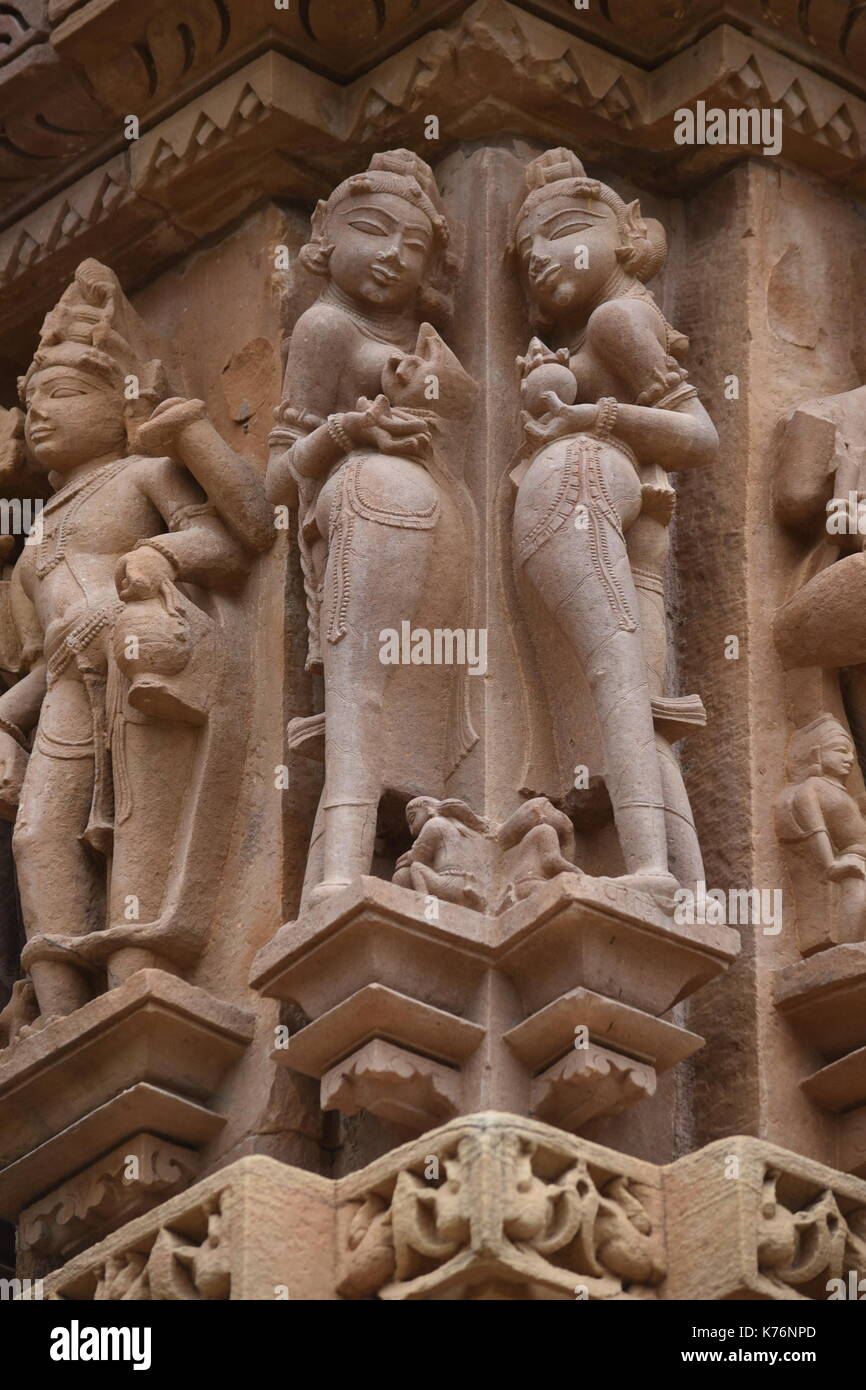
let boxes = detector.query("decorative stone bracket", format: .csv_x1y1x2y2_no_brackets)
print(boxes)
251,877,738,1137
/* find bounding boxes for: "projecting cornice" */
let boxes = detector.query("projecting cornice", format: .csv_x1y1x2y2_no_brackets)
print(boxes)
3,0,866,227
1,0,865,352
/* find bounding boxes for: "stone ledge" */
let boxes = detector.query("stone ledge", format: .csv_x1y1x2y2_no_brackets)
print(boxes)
29,1116,866,1301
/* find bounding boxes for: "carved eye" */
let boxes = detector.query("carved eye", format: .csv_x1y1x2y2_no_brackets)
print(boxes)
49,387,87,398
349,219,388,236
549,220,592,240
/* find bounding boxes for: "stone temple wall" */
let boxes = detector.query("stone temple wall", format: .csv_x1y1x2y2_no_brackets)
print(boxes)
1,0,866,1318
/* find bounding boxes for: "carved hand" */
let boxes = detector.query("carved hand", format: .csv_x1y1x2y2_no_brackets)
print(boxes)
523,397,599,448
828,853,866,881
133,397,207,456
343,394,432,459
115,547,177,602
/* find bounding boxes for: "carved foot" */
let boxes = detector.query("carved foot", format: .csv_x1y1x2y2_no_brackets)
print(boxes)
599,872,680,914
18,1014,62,1040
307,880,352,907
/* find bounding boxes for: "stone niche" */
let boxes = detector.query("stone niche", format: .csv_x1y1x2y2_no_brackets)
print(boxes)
0,0,866,1302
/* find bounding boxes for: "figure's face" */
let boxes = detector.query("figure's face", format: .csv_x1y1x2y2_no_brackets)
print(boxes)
327,192,434,311
407,800,435,834
516,194,622,322
24,366,126,473
821,734,856,781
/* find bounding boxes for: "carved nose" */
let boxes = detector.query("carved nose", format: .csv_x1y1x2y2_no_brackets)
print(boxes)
529,251,550,274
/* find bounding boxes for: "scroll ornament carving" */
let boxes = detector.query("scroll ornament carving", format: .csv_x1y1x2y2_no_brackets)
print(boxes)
757,1168,866,1296
50,1196,230,1301
20,1136,200,1258
338,1131,665,1299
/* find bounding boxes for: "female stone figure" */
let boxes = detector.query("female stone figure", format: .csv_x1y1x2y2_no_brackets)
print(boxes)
267,150,477,907
0,259,272,1030
510,149,718,904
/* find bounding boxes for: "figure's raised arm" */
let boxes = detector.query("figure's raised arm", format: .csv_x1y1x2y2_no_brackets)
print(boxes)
588,299,718,471
119,458,251,600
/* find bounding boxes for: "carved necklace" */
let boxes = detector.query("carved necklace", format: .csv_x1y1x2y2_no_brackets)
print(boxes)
36,457,129,578
322,286,415,347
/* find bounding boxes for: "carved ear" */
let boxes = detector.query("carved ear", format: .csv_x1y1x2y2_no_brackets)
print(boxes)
0,406,26,482
309,198,328,241
615,200,647,269
298,200,334,277
617,202,667,282
623,199,647,241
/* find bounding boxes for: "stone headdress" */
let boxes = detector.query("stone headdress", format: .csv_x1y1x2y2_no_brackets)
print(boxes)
786,714,853,781
18,259,170,413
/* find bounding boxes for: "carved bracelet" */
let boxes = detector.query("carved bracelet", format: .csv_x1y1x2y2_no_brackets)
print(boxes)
327,414,354,455
594,396,619,439
132,537,181,573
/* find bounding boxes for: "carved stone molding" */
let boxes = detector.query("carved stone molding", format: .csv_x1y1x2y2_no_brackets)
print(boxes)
0,970,254,1241
31,1120,866,1301
337,1120,666,1300
4,1,865,229
3,3,866,355
42,1154,334,1301
664,1137,866,1300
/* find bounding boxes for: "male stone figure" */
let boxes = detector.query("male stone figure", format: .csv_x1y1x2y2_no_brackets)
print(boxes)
0,259,271,1030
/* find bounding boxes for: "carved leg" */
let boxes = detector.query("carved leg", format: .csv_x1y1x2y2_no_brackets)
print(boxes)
312,509,438,900
626,512,668,700
13,738,101,1020
837,874,866,944
522,518,671,887
656,734,704,889
407,862,484,910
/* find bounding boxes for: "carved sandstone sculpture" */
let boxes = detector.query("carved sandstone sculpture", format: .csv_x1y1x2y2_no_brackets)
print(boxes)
777,715,866,952
0,259,272,1033
772,391,866,953
509,149,718,905
266,150,478,908
392,792,579,912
